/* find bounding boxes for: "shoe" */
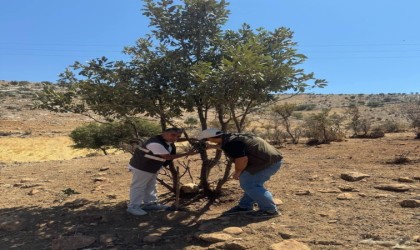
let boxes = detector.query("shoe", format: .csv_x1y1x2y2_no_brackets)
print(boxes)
221,205,253,216
141,202,170,211
244,210,280,219
127,206,147,216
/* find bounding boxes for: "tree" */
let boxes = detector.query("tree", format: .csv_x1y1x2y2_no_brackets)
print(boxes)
402,99,420,139
36,0,326,197
271,102,301,144
304,109,344,144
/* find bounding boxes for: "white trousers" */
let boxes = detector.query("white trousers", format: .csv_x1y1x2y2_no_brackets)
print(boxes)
128,166,158,208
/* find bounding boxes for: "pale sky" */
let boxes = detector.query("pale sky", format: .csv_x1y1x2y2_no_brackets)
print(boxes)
1,0,420,94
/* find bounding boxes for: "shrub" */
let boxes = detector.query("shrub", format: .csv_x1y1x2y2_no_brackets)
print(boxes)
366,101,383,108
303,109,345,145
295,103,317,111
380,120,405,133
184,116,198,128
70,118,160,155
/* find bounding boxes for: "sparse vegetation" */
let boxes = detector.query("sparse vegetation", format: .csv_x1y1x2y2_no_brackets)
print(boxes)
271,103,301,144
401,99,420,138
70,119,160,155
303,109,345,145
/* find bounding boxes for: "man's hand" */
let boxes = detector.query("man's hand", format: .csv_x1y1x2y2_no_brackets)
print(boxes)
232,171,241,180
206,144,221,150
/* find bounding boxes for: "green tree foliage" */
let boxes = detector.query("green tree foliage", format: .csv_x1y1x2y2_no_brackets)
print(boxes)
70,118,160,155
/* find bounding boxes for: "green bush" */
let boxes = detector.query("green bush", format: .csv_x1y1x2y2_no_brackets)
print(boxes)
184,116,198,128
366,101,383,108
70,118,160,155
303,109,345,145
295,103,317,111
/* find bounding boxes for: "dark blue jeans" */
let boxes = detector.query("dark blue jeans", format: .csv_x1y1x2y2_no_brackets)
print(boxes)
238,161,282,212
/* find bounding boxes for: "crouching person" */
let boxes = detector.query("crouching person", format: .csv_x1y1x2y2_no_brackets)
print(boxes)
198,128,283,219
127,127,194,216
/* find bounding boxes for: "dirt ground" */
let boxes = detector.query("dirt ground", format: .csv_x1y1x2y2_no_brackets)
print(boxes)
0,85,419,249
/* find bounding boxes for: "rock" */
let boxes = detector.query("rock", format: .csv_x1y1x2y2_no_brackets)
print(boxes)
273,198,284,205
106,194,117,199
359,239,396,247
222,227,243,235
51,236,96,250
99,234,116,247
317,189,341,193
278,230,294,239
374,184,411,192
224,241,249,250
181,183,199,194
63,198,90,208
99,167,109,171
270,239,311,250
199,233,234,243
338,185,359,192
93,177,108,182
400,199,420,208
413,235,420,243
207,242,226,249
396,177,415,183
143,234,162,243
337,193,354,200
0,218,26,231
28,189,40,195
374,193,396,198
340,172,370,182
20,178,37,183
295,190,311,195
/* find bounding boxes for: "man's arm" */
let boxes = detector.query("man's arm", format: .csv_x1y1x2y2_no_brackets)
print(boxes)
158,150,196,160
232,156,248,180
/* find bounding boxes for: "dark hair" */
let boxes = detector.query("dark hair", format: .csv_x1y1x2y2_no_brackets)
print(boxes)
163,127,184,133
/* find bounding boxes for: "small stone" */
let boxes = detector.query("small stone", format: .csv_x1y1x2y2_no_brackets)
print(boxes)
28,189,40,195
295,190,311,195
63,198,90,208
0,218,26,231
99,234,115,247
222,227,243,235
224,241,249,250
93,177,108,182
400,199,420,208
273,198,283,205
270,239,311,250
143,234,162,243
318,189,341,193
338,185,359,192
337,193,354,200
198,233,234,243
340,172,370,182
396,177,415,183
51,236,96,250
374,184,411,192
181,183,199,194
